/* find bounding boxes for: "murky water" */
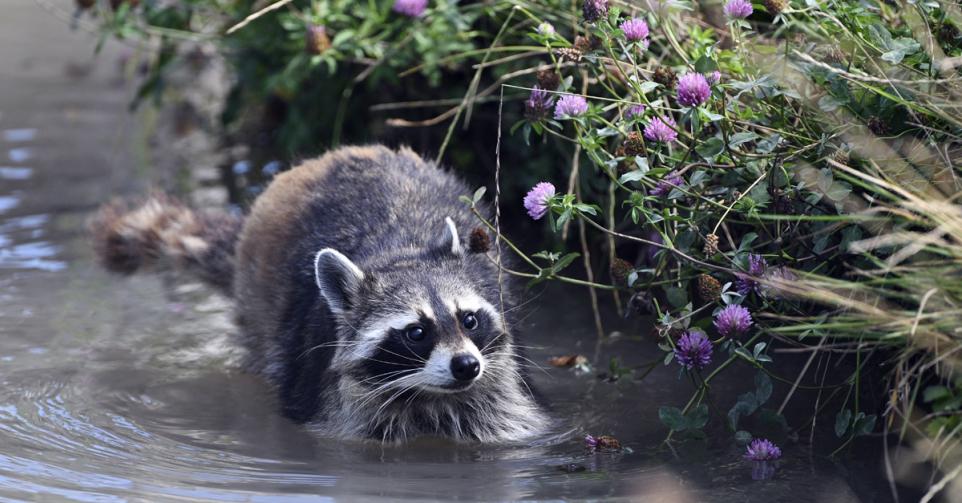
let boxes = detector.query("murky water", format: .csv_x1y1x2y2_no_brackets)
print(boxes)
0,2,929,502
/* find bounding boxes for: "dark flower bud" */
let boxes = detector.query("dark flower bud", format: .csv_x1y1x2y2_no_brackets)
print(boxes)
610,257,633,284
764,0,787,14
696,274,722,302
623,131,645,156
305,25,331,55
582,0,609,23
653,66,677,89
536,68,561,91
468,227,490,254
867,116,887,136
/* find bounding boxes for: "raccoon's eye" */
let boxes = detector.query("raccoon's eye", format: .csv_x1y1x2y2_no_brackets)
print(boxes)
462,313,479,330
405,325,426,342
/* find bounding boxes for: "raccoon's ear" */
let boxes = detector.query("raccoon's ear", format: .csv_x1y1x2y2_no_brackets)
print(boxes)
314,248,365,314
436,217,463,256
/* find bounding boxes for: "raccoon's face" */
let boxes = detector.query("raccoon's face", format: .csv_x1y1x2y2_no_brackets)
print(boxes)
313,219,511,395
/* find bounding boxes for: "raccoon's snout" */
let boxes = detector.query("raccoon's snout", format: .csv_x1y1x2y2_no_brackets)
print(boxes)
450,354,480,381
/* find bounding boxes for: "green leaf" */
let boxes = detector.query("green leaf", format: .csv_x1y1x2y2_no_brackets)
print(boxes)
924,386,952,403
689,404,709,429
734,430,753,445
695,137,725,161
551,253,580,274
835,409,852,438
666,287,688,308
818,95,846,112
619,170,646,183
472,186,487,204
754,372,772,406
693,56,717,73
854,413,876,436
881,37,921,64
728,392,756,430
634,156,650,173
659,406,688,431
729,132,759,147
638,81,660,93
756,134,782,154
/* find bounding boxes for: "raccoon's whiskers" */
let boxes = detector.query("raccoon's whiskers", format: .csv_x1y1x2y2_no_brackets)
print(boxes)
484,361,537,398
356,368,419,386
483,349,549,375
297,339,363,360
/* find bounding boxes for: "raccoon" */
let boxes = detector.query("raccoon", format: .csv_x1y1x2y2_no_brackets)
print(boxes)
91,145,548,443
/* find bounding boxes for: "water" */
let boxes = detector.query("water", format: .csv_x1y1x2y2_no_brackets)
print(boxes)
0,2,931,501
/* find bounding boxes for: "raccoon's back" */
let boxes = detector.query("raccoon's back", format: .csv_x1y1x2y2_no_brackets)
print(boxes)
233,146,475,377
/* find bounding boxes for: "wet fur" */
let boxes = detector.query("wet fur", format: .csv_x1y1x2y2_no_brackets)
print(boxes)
92,145,547,443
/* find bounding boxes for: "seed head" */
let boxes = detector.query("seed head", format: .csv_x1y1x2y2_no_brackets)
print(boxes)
697,274,722,302
703,233,719,256
764,0,788,14
305,25,331,55
623,131,645,156
537,68,561,90
653,66,677,88
610,257,633,284
468,227,490,254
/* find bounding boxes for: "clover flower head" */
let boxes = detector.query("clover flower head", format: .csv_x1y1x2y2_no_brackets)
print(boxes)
674,330,713,370
745,438,782,461
583,0,609,23
523,182,556,220
713,304,754,338
554,95,589,119
624,104,646,119
644,116,677,143
677,73,712,107
707,70,722,85
524,86,555,121
724,0,754,19
536,22,555,36
620,18,650,42
736,253,768,295
745,438,781,480
649,171,683,197
392,0,427,17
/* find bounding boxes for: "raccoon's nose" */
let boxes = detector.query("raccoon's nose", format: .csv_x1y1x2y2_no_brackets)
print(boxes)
450,354,480,381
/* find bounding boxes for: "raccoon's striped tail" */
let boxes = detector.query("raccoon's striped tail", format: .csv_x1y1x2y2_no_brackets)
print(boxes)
90,194,244,296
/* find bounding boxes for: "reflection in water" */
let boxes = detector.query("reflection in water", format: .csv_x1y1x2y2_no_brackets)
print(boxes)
0,167,31,180
7,148,31,163
2,129,37,143
0,195,19,213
